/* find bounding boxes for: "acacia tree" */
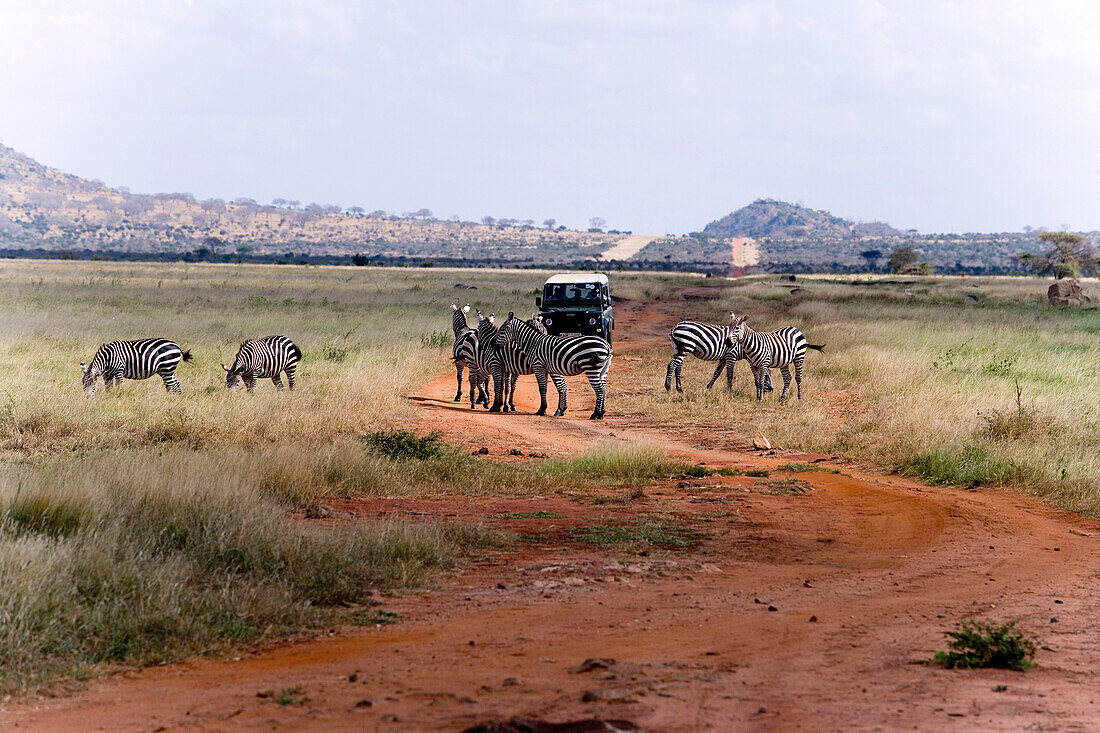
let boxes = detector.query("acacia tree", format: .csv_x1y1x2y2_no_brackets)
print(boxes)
887,245,932,275
1019,232,1100,279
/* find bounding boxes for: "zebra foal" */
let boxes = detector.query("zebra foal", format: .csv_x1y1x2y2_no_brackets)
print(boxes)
664,318,743,392
222,335,302,392
81,338,192,395
728,314,825,401
494,312,612,420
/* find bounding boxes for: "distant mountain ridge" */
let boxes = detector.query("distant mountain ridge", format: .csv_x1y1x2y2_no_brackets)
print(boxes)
703,199,902,239
0,141,621,265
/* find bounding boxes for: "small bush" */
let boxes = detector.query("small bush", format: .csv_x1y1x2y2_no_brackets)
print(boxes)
908,444,1026,487
363,429,449,460
744,469,770,478
934,619,1036,671
322,344,349,362
420,330,451,348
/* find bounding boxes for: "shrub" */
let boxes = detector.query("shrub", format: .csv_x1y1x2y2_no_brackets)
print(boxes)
907,444,1026,488
542,443,686,483
363,429,449,460
934,619,1036,671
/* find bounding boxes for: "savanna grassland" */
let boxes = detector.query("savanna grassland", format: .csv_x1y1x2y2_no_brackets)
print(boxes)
621,274,1100,513
1,259,1099,698
0,259,689,694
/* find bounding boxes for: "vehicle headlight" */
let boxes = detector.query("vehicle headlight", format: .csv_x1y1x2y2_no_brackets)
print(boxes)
544,317,552,326
588,317,597,325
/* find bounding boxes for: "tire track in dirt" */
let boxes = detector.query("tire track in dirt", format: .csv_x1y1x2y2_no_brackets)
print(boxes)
4,297,1100,732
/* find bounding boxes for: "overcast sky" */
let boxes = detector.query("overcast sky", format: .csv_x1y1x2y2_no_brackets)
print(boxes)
1,1,1098,234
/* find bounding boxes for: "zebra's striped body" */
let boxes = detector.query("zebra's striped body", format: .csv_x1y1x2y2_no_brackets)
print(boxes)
222,335,301,392
476,313,536,412
664,320,742,392
81,338,191,395
474,311,504,412
494,313,612,420
450,303,485,408
730,316,825,401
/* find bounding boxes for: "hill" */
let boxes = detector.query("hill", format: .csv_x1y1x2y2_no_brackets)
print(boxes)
703,199,902,239
0,141,624,266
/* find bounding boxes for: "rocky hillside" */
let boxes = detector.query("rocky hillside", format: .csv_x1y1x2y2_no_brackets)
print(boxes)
703,199,902,239
0,142,623,265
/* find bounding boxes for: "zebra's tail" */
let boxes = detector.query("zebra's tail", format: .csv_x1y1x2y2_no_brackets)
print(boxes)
807,343,826,352
180,349,194,362
289,342,303,361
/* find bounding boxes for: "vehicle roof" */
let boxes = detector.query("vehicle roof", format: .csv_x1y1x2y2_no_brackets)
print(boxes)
543,273,609,285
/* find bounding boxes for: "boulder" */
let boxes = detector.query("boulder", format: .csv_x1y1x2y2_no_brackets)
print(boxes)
1048,279,1091,306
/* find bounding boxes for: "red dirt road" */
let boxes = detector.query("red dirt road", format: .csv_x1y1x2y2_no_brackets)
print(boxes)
4,300,1100,731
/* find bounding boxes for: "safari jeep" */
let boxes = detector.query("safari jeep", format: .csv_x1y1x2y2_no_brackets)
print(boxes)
534,273,614,343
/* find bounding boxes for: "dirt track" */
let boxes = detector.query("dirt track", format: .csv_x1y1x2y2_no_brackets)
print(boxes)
4,298,1100,732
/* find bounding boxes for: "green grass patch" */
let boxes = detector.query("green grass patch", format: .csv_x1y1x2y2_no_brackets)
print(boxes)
934,619,1036,671
756,478,813,495
542,443,687,484
777,463,840,474
349,608,400,626
569,516,704,550
744,469,770,478
907,444,1027,487
490,511,565,519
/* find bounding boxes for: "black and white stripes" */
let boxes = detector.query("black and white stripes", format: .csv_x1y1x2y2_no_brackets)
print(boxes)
450,303,484,408
221,335,302,392
494,312,612,420
664,319,743,392
729,315,825,401
81,338,192,395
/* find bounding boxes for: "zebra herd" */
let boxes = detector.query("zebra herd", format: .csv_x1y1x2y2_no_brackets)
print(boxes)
450,303,823,421
666,312,825,401
450,303,612,420
79,306,820,416
80,335,302,395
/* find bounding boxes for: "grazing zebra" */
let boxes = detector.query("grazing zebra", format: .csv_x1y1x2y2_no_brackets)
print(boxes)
450,303,485,408
729,315,825,401
81,338,192,395
474,310,504,412
664,318,744,392
221,335,302,392
494,312,612,420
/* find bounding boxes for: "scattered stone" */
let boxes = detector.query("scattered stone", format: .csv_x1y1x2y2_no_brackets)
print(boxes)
348,672,359,682
355,697,375,708
570,658,617,674
496,583,507,589
809,615,818,623
256,690,272,698
581,688,635,703
767,605,778,612
752,433,771,450
676,481,692,489
509,448,524,456
528,451,548,458
757,706,768,714
502,677,520,687
475,447,490,455
803,580,812,588
453,283,478,290
1055,599,1063,604
1051,617,1059,623
790,287,808,295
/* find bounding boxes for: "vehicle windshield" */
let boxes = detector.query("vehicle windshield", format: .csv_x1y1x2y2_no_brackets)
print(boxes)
544,282,602,303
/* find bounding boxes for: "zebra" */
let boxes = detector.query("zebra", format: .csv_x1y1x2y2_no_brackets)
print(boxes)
450,303,485,408
494,312,612,420
664,318,744,393
473,310,504,412
221,335,302,392
476,312,537,412
728,314,825,401
81,338,192,395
